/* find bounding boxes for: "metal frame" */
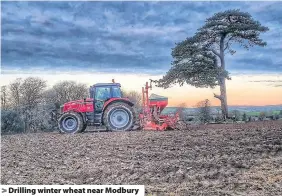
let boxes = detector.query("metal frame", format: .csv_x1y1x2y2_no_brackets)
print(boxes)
139,80,181,131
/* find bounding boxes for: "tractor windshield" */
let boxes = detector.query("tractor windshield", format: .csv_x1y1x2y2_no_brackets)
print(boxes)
95,87,111,101
112,86,122,98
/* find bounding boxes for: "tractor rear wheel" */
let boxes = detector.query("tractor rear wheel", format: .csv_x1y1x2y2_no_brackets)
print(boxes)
103,102,135,131
58,112,84,134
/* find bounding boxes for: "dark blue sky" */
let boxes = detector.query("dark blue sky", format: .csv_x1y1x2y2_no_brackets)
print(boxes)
1,1,282,75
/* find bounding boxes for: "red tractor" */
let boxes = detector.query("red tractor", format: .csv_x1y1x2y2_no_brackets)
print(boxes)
52,80,136,133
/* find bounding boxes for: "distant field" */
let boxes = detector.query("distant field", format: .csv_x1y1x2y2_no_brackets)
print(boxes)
246,110,281,116
162,107,281,117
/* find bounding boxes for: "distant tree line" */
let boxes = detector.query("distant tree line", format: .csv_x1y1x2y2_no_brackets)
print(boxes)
1,77,88,134
184,99,282,125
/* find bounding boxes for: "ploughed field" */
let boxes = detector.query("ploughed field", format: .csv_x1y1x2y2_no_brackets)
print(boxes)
1,121,282,196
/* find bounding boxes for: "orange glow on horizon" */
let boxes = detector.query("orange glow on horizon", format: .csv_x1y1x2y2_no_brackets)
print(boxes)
1,73,281,107
158,75,282,107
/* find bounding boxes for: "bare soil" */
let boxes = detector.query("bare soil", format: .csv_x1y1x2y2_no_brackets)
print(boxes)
1,121,282,196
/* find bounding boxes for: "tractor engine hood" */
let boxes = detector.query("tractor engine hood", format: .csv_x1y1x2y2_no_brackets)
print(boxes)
60,98,94,113
64,98,94,105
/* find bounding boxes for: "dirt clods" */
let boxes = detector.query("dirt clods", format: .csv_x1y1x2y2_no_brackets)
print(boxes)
1,121,282,195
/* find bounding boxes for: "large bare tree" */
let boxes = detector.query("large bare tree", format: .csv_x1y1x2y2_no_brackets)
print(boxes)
46,81,89,105
8,78,22,108
20,77,47,107
124,90,142,110
1,86,8,110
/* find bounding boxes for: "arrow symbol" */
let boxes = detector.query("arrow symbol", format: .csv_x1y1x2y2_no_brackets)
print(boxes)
2,188,7,193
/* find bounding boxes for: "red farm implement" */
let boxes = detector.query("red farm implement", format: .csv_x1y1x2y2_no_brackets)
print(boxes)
139,80,187,131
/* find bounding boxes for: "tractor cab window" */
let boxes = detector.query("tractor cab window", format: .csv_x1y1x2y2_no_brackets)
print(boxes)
112,86,122,98
95,87,111,101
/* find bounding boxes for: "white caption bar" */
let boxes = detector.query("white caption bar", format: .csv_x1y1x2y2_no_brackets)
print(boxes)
0,185,145,196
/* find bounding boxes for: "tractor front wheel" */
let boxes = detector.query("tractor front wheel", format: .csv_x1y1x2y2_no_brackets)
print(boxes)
58,112,84,134
103,102,135,131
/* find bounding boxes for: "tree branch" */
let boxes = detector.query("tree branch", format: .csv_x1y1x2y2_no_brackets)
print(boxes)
211,49,221,59
213,93,222,100
224,36,234,51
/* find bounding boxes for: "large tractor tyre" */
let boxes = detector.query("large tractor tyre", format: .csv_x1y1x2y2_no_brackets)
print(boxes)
58,112,84,134
103,102,135,132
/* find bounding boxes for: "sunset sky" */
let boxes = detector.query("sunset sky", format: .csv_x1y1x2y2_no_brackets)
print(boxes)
1,1,282,107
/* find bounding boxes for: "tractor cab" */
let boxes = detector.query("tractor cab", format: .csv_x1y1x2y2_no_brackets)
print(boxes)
89,83,123,113
54,80,135,134
89,82,122,101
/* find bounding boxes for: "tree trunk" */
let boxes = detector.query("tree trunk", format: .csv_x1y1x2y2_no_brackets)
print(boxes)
219,76,228,120
214,34,228,120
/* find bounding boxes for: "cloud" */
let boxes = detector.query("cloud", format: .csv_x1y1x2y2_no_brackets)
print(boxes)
249,80,282,88
250,80,282,83
234,57,282,71
1,1,282,75
113,25,184,36
245,2,278,13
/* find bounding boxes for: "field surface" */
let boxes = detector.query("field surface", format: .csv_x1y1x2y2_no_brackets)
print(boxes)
1,121,282,196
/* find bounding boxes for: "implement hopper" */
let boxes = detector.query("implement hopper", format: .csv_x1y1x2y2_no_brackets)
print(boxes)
139,80,186,131
149,94,168,113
